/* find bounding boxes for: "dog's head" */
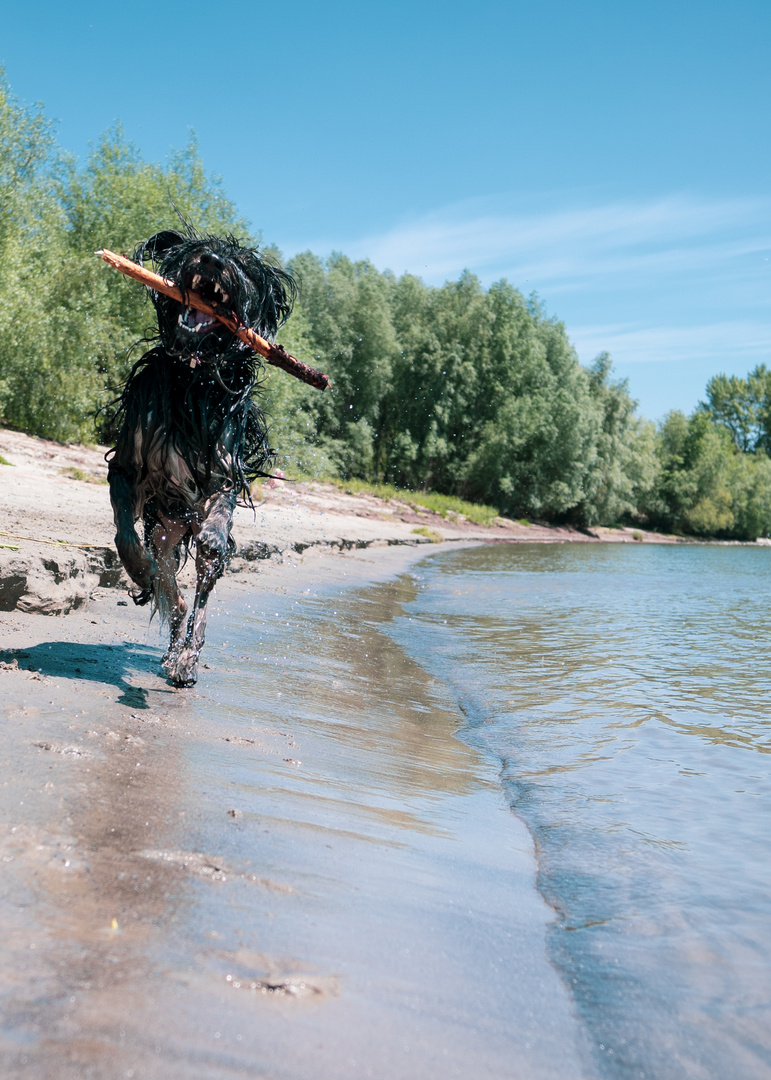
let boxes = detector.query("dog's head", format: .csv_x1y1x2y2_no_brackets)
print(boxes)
134,228,296,360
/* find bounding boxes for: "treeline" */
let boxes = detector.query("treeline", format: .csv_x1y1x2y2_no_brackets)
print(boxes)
2,73,771,539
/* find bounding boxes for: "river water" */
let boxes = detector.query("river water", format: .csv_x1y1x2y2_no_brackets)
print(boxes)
389,542,771,1080
5,540,768,1079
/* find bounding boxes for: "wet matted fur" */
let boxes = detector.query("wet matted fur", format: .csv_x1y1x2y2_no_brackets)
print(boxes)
106,226,296,687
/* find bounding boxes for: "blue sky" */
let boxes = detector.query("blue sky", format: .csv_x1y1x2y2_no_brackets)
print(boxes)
3,0,771,420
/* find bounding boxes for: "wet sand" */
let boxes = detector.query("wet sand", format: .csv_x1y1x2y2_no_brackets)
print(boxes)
0,545,589,1079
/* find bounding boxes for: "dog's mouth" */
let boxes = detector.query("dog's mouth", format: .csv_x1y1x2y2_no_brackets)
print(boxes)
177,305,220,335
175,273,234,339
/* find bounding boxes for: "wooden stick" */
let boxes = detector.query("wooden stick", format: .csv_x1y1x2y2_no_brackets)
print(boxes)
96,248,330,391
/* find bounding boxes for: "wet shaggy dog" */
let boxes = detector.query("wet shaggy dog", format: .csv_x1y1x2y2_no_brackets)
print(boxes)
106,227,296,687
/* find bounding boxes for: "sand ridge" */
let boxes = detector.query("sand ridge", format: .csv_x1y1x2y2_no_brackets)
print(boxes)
0,426,676,617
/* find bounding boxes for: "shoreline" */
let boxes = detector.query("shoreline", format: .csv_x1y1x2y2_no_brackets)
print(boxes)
4,427,768,1077
0,541,589,1078
0,425,700,1077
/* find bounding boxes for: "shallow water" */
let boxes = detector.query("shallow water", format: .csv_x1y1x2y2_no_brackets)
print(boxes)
190,567,585,1078
0,553,585,1080
391,542,771,1079
5,542,771,1078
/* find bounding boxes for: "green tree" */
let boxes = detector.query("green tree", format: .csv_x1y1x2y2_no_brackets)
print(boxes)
461,292,599,518
268,302,337,478
0,72,109,440
646,408,771,540
703,371,760,451
286,251,400,477
383,270,490,491
578,352,659,526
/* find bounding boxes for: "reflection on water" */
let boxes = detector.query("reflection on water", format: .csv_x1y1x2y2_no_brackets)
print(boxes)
395,542,771,1080
213,575,484,820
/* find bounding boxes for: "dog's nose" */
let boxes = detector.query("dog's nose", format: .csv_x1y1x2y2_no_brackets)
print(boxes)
198,252,226,272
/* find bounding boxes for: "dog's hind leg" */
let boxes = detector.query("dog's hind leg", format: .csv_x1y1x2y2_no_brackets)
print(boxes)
108,464,156,602
166,491,236,688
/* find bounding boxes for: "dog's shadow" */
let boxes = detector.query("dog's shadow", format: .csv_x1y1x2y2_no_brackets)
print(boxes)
0,642,165,709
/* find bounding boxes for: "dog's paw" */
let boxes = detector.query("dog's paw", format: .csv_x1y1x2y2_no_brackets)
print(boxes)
169,669,198,688
165,646,199,688
161,630,186,672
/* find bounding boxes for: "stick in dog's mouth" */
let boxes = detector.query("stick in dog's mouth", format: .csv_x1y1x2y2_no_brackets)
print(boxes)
97,248,331,390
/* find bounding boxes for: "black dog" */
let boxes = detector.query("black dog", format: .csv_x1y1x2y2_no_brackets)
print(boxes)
106,227,296,687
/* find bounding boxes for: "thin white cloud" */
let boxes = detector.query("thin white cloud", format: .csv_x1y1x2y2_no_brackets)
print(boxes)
304,194,771,289
289,193,771,415
571,320,771,367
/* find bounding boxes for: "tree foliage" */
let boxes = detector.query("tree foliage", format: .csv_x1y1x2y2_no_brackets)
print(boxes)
3,70,771,538
643,407,771,540
701,365,771,454
0,71,250,441
0,73,105,441
276,262,647,523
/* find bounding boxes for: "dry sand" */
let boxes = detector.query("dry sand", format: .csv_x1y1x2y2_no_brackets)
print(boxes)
0,427,656,1079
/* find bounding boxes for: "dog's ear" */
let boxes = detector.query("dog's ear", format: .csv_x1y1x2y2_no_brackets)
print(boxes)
134,230,186,265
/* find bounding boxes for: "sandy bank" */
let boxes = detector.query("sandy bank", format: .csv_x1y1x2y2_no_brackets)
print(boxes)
0,427,676,617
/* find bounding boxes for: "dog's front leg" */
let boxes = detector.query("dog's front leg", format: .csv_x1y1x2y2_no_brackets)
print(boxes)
167,492,236,688
148,514,190,674
108,466,156,601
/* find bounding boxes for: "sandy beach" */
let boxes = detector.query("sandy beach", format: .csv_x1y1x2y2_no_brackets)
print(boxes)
0,427,673,1079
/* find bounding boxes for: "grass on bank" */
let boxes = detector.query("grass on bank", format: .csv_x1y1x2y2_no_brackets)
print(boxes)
59,466,108,485
329,479,501,526
412,526,444,543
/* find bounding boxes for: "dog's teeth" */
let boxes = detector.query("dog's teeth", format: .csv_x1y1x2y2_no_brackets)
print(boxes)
191,274,202,291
